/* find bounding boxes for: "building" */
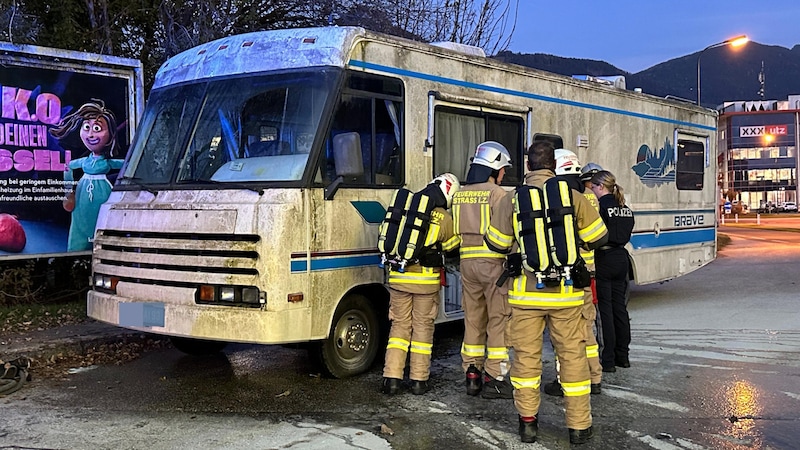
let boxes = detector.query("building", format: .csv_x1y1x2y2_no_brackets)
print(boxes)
718,95,800,211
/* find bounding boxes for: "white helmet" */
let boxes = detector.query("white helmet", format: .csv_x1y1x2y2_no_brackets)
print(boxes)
472,141,512,171
554,148,582,175
580,162,604,182
432,173,461,208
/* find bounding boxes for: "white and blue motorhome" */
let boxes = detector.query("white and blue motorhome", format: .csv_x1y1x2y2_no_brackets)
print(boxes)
87,27,717,377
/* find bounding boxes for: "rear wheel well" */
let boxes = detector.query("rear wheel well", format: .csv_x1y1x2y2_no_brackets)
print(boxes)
310,283,390,378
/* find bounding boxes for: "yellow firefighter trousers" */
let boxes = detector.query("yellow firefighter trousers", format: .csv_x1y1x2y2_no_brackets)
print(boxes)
509,305,591,430
554,289,602,385
582,289,603,384
383,286,439,381
460,258,510,379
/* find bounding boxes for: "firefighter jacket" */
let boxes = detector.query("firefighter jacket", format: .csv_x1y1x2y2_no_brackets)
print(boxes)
388,207,460,291
580,190,600,271
451,181,512,260
492,170,608,309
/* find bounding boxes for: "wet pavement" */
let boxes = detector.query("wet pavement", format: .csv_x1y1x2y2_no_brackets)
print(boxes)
2,223,800,449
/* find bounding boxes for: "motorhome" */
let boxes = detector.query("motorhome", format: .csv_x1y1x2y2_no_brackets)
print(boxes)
87,27,718,377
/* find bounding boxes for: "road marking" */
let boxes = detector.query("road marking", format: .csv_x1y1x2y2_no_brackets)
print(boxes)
626,430,708,449
783,391,800,400
603,388,689,412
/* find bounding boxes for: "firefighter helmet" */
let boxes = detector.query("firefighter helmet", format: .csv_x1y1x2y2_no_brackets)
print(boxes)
580,162,604,182
554,148,582,176
432,173,461,208
472,141,512,171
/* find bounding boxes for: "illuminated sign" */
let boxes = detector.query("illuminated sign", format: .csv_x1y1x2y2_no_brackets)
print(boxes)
739,125,788,137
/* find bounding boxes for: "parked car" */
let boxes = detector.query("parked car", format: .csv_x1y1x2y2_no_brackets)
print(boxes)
781,201,797,212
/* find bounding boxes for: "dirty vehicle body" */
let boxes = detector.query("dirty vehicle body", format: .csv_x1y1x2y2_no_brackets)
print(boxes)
87,27,717,377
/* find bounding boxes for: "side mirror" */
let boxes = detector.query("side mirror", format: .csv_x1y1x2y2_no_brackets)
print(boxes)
324,175,344,201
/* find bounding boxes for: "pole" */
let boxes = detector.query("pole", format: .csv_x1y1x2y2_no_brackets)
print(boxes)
696,35,748,106
697,53,702,105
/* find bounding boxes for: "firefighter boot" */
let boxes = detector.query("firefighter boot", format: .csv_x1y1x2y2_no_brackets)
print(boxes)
465,365,482,396
411,380,431,395
381,377,401,395
481,374,513,399
543,380,564,397
518,415,538,443
569,426,594,445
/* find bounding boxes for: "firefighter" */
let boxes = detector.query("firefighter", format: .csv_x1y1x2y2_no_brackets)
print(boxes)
492,141,608,444
382,173,462,395
451,141,515,399
543,150,603,397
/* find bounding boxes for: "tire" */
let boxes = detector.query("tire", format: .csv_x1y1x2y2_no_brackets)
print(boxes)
170,336,228,356
312,294,380,378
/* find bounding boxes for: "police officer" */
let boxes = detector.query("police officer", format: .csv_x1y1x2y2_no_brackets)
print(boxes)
589,170,635,373
542,150,603,397
491,141,608,444
451,141,514,399
382,173,462,395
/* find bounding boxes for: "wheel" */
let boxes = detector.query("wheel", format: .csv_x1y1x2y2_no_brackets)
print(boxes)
170,336,228,356
312,294,380,378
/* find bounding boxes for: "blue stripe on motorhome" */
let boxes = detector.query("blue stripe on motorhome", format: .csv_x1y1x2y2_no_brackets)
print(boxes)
291,254,381,272
349,60,715,132
633,209,715,216
630,228,715,249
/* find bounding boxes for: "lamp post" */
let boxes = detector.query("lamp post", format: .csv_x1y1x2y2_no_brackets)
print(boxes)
696,35,748,105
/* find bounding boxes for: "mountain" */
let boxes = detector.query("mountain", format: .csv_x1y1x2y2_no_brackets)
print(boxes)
494,42,800,108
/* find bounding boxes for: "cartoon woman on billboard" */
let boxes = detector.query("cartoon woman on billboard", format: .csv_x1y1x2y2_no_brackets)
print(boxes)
50,99,124,252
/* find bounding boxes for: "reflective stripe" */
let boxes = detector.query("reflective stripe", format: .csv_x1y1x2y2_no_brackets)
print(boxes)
480,203,490,235
461,343,485,357
579,217,607,243
485,224,513,250
460,245,505,259
486,346,509,360
586,344,599,359
389,267,440,285
552,180,578,266
441,235,461,252
508,292,584,308
452,204,461,234
510,375,541,390
401,194,430,260
508,276,584,307
387,337,410,352
580,249,595,265
424,222,440,247
410,340,433,355
561,379,591,397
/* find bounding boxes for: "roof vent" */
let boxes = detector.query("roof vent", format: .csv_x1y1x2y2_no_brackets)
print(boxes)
430,42,486,57
572,75,626,90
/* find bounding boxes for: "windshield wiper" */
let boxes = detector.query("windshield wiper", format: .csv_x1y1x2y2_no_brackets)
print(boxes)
177,179,264,195
119,176,158,195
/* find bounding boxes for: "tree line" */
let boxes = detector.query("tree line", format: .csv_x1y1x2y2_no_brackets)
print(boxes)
2,0,518,90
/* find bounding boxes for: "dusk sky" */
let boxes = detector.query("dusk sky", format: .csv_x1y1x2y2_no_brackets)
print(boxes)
508,0,800,73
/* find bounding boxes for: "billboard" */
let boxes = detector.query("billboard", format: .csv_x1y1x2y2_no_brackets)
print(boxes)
1,60,136,259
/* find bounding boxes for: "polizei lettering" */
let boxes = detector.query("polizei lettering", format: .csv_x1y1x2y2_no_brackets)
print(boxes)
606,206,633,217
674,214,704,226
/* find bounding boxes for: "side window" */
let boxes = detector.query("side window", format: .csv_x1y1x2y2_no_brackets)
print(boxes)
321,73,403,186
676,139,705,190
433,107,523,185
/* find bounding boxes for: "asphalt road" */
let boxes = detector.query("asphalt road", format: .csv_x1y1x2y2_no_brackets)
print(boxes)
2,222,800,449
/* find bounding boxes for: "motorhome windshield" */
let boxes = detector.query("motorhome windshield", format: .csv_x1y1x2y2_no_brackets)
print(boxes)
120,69,339,186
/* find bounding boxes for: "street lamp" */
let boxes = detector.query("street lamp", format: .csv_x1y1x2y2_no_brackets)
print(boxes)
697,35,748,105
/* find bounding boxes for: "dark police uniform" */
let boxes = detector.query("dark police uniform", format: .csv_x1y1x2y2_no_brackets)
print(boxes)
594,194,634,371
